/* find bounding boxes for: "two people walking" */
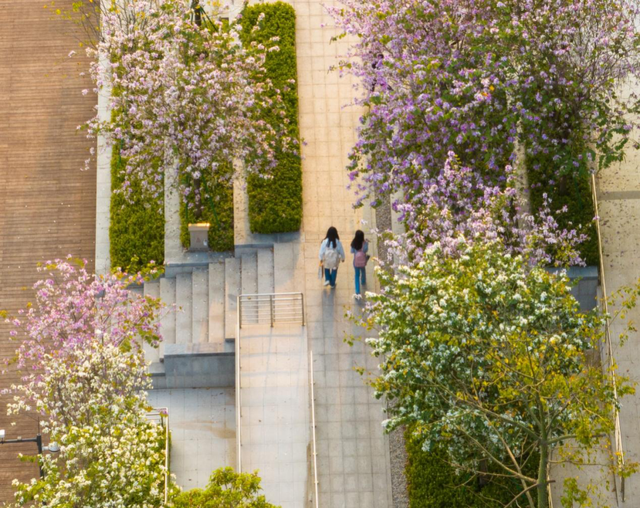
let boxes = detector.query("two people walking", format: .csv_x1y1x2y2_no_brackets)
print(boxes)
319,226,368,295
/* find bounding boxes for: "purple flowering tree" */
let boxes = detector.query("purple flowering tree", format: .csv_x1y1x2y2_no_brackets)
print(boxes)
85,0,294,206
387,152,587,267
330,0,640,220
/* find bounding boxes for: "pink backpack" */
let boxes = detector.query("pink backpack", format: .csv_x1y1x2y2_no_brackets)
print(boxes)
354,249,367,268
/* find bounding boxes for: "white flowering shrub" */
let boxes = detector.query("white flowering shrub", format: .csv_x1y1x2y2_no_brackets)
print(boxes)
362,239,636,507
9,340,168,508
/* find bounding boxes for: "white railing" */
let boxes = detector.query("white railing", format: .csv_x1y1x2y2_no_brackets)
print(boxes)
236,309,242,472
309,350,320,507
238,292,305,328
591,173,625,502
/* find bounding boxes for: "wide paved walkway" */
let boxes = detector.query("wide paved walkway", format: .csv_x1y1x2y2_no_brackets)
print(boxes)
292,1,394,506
0,1,96,501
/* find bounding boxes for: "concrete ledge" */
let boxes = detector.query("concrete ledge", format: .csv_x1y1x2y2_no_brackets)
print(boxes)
547,266,599,311
151,343,235,389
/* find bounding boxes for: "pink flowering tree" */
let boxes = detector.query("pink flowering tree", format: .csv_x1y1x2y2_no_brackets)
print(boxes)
4,259,169,506
85,0,294,207
330,0,640,232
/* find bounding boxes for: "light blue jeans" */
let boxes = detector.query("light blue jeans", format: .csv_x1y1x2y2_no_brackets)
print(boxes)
355,266,366,294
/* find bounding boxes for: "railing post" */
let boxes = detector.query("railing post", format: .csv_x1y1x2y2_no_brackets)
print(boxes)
270,294,275,327
238,296,242,329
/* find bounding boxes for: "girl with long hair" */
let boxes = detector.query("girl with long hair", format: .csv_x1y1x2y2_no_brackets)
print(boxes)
350,230,369,295
319,226,345,288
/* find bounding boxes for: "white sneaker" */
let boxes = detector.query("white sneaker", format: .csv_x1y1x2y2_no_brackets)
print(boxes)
323,280,330,286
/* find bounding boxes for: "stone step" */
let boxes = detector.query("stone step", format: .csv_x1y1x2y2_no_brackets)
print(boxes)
176,272,193,344
208,260,225,345
257,248,274,294
159,277,176,361
241,251,258,296
224,257,240,340
192,268,209,344
241,252,258,326
143,280,161,365
274,243,296,293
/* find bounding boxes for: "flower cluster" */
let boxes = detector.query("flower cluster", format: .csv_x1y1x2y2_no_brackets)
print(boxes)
5,258,162,378
5,259,168,506
330,0,640,210
362,240,633,504
85,0,294,204
388,152,587,267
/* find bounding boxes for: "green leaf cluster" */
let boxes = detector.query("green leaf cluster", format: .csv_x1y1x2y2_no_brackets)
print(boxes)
171,467,279,508
405,426,537,507
526,143,599,267
240,2,302,234
110,142,165,272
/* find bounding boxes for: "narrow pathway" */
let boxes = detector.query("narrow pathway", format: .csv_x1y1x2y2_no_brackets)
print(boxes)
596,144,640,502
239,324,310,507
0,1,97,501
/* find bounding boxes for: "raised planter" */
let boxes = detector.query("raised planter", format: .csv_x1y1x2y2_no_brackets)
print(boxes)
188,223,210,252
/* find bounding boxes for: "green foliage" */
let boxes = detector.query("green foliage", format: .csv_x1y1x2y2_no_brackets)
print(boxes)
363,239,633,507
180,170,234,252
171,467,279,508
110,142,165,272
241,2,302,234
405,427,536,507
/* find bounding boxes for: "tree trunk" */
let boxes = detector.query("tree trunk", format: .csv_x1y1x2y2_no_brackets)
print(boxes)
537,443,549,508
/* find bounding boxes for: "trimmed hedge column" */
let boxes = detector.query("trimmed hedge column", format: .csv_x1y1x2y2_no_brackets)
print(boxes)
110,143,165,272
241,2,302,234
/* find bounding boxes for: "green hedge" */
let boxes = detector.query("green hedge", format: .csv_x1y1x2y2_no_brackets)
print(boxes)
110,143,165,272
179,170,234,252
241,2,302,234
405,427,535,507
526,149,599,267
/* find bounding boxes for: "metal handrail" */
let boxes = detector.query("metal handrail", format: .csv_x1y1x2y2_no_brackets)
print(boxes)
239,292,305,328
236,295,242,473
591,173,625,502
309,350,319,507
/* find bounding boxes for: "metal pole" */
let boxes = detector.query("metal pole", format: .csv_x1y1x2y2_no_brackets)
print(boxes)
270,294,275,327
591,173,625,502
236,295,242,472
0,435,44,478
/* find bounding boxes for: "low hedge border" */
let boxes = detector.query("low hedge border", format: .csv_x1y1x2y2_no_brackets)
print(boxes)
241,2,302,234
405,426,535,507
110,141,165,272
179,171,234,252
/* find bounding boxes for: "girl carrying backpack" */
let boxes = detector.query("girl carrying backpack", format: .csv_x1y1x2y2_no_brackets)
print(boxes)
319,226,345,288
350,230,369,295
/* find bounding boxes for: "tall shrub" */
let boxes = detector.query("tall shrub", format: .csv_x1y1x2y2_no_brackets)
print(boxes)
241,2,302,234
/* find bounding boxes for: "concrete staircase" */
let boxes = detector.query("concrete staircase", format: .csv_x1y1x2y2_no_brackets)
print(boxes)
140,247,276,387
